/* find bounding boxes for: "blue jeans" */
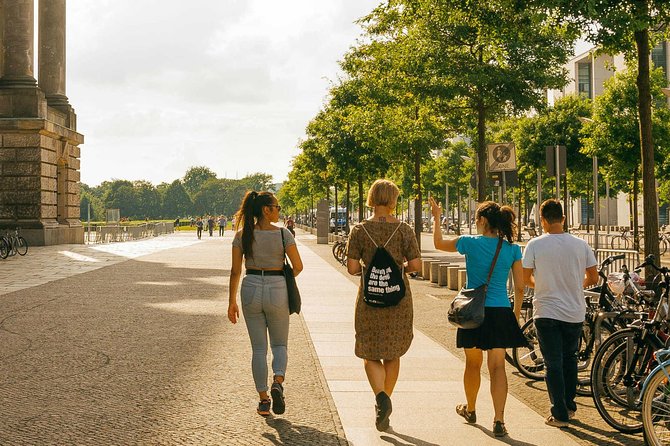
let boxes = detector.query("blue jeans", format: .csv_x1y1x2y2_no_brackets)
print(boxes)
240,274,289,392
535,318,582,421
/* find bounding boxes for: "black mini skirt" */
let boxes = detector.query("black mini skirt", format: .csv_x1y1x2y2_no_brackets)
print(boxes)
456,306,528,350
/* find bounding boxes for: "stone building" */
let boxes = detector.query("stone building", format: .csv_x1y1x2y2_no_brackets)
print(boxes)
0,0,83,245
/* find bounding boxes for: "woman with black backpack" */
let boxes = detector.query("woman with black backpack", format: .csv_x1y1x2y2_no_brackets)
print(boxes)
345,179,421,432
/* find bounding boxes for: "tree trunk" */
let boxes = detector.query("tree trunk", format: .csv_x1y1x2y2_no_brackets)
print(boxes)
476,100,487,202
635,25,660,276
414,150,422,249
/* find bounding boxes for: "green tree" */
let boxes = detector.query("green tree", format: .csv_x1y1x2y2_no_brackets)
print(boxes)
161,180,192,218
133,180,160,219
581,66,670,248
358,0,577,201
550,0,670,268
182,166,217,198
102,180,137,219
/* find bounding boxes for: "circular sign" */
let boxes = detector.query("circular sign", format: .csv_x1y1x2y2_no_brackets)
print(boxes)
492,145,511,163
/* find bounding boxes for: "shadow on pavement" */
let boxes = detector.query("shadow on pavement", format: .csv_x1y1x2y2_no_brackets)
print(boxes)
568,419,643,446
380,426,441,445
264,417,351,445
469,423,541,445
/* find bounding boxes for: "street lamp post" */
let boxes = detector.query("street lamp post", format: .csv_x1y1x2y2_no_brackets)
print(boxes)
461,155,473,234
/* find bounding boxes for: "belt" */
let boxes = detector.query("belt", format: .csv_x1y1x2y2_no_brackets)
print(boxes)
246,269,284,276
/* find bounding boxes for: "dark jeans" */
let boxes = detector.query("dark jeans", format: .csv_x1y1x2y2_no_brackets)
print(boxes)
219,226,224,236
535,317,582,421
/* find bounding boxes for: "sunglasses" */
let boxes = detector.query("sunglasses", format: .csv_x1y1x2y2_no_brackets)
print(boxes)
267,204,282,211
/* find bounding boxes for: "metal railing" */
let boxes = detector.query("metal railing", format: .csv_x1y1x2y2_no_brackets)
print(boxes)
85,222,175,244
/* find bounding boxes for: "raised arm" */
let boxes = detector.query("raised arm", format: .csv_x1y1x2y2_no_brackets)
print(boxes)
429,196,458,252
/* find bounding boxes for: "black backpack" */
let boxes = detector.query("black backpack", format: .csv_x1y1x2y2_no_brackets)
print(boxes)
361,223,406,307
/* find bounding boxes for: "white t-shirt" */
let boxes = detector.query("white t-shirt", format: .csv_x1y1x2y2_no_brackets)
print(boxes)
522,232,597,323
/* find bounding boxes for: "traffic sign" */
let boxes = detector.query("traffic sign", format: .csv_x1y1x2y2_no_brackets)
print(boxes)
487,143,516,172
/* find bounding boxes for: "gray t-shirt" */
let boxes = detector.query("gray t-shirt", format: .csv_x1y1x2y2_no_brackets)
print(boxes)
232,226,296,270
522,232,597,323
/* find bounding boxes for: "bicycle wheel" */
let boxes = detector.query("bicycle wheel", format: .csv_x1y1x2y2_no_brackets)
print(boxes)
591,328,654,433
512,319,545,380
660,239,669,256
0,237,8,259
15,236,27,256
611,236,620,250
576,321,616,397
332,242,341,261
641,365,670,446
336,243,347,266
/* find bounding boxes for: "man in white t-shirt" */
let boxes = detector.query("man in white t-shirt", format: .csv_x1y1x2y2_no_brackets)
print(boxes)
522,199,598,428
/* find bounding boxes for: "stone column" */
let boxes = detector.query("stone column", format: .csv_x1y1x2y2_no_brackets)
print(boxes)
0,0,37,87
39,0,69,107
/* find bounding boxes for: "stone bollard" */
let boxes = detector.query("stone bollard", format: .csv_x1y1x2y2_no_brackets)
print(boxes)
447,266,461,290
438,263,450,286
421,259,435,280
458,269,468,289
430,261,442,283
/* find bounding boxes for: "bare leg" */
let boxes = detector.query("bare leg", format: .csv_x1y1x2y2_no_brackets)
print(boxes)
364,359,385,394
463,348,483,412
487,348,508,423
382,358,400,396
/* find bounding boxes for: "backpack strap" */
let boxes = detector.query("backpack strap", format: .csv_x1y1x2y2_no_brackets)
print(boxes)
360,222,402,248
360,222,404,274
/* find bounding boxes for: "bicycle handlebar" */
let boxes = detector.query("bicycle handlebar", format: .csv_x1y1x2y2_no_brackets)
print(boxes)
634,254,670,275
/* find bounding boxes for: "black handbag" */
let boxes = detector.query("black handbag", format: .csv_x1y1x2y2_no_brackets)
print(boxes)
281,228,301,314
447,237,503,329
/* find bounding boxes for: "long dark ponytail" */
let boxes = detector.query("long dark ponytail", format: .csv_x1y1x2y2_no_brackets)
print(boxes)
235,190,275,258
476,201,517,243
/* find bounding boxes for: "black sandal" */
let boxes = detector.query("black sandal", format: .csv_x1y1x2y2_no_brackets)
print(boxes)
456,404,476,423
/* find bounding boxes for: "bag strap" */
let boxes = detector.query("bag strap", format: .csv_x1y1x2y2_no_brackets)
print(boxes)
280,228,289,262
360,222,402,248
485,237,505,286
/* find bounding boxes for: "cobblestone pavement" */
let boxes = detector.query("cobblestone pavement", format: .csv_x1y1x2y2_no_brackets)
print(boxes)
307,232,644,446
0,233,348,446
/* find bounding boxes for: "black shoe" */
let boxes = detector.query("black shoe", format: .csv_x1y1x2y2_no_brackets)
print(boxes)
271,382,285,415
375,391,392,431
493,421,508,437
456,404,476,423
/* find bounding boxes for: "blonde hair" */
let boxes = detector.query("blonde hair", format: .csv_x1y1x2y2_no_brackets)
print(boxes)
366,179,400,208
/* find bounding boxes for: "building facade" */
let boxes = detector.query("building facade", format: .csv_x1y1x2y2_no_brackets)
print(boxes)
0,0,84,245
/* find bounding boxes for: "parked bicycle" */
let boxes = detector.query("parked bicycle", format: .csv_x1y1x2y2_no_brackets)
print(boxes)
589,254,669,434
0,227,28,259
640,347,670,445
331,235,348,266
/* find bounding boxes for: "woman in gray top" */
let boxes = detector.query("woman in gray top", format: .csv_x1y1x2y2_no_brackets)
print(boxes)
228,191,303,417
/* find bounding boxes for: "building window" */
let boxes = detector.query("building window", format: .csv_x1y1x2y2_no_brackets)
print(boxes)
652,41,667,76
578,62,592,99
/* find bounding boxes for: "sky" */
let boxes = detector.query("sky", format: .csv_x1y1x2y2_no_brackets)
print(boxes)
65,0,380,187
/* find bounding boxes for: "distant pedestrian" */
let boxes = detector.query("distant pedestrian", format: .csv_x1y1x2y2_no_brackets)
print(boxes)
195,217,203,239
190,217,195,227
285,215,295,236
522,199,598,427
218,215,227,236
345,179,421,431
228,191,303,417
429,197,526,438
207,216,215,237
